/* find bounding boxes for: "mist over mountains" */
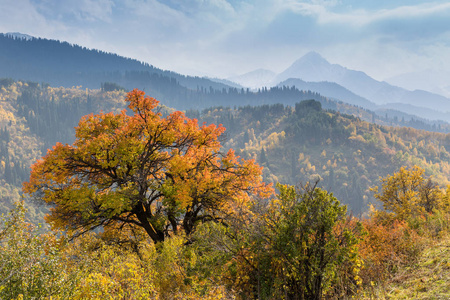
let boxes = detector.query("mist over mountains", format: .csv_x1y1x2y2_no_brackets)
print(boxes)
1,33,450,125
229,51,450,123
1,32,449,214
386,69,450,98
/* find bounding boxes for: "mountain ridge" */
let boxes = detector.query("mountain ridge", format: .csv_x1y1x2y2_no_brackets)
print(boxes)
0,33,232,92
1,33,449,124
270,52,450,121
274,51,450,109
227,69,276,89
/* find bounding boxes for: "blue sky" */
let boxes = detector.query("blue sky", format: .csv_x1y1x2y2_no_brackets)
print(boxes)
1,0,450,81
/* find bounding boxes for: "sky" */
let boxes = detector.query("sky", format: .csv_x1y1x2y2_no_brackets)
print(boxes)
1,0,450,83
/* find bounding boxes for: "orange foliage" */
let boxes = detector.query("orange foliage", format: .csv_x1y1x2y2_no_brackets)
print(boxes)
24,89,273,244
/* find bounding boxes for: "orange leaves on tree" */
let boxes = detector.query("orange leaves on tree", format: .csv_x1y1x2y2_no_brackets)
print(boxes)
24,89,273,244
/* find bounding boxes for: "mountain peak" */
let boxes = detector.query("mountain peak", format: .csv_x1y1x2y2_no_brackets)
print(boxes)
275,51,335,84
292,51,330,69
300,51,327,62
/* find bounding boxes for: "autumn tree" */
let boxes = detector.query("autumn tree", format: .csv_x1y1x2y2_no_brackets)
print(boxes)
371,166,443,219
360,166,449,290
24,89,272,244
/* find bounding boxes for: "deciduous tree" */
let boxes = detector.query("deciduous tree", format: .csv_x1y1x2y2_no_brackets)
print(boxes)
371,166,443,219
225,182,363,300
24,89,272,244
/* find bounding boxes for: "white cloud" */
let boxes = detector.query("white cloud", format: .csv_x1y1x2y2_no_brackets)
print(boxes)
282,1,450,31
32,0,115,23
0,0,63,38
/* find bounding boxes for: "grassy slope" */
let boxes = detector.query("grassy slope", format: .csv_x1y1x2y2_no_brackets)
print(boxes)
363,234,450,299
387,234,450,299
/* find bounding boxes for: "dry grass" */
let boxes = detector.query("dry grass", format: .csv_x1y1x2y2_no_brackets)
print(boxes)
361,234,450,299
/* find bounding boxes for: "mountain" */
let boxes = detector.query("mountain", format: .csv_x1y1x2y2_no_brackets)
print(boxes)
274,52,450,114
277,78,377,110
228,69,276,89
386,69,450,99
0,33,232,93
2,33,450,125
206,77,243,89
380,102,450,123
274,51,339,84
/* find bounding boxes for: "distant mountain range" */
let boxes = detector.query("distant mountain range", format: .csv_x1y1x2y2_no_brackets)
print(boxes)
1,32,450,124
386,69,450,98
227,69,276,89
277,78,377,110
275,52,450,111
229,51,450,122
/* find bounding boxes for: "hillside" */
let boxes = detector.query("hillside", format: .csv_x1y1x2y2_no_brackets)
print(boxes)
0,33,230,93
0,79,126,217
1,82,450,298
3,34,450,129
381,235,450,299
2,80,450,216
190,101,450,213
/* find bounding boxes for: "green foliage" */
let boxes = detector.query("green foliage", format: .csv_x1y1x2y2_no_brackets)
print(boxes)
193,102,450,213
262,183,363,299
0,202,76,299
0,202,232,299
223,182,364,300
372,166,445,220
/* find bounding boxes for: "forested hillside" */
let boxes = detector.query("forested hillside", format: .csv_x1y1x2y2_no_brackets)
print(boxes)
0,34,232,92
2,79,450,217
0,79,126,215
191,101,450,212
1,87,450,299
2,34,450,134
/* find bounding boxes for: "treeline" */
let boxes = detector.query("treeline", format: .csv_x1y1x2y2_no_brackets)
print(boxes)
0,33,230,91
2,80,450,215
190,101,450,213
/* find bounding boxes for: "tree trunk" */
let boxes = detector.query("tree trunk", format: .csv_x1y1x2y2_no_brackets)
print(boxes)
134,206,164,243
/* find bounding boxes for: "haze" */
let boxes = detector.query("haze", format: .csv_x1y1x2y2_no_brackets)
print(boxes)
1,0,450,94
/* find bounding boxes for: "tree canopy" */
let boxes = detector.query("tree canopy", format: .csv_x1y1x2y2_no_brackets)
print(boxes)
372,166,445,219
24,89,272,243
